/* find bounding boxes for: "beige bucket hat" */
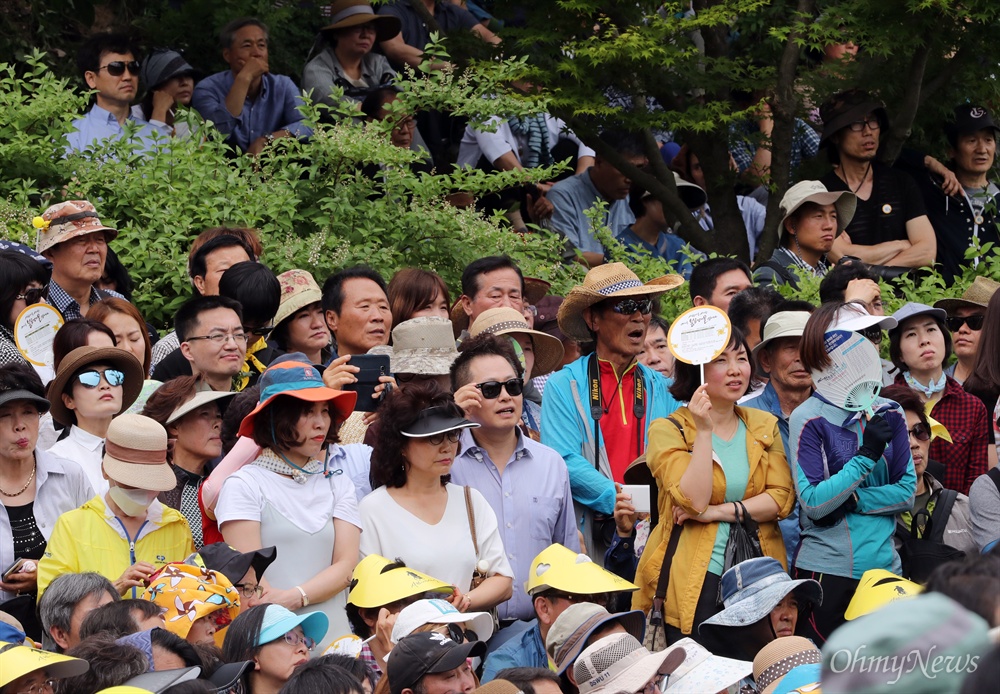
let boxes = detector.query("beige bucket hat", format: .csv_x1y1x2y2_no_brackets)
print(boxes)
778,180,856,241
368,316,458,376
102,413,176,491
34,200,118,254
273,269,324,328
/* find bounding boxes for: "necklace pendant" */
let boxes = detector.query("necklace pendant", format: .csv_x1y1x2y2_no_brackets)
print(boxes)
292,470,308,485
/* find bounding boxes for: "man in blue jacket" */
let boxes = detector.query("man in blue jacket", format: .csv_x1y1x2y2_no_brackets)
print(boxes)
541,263,684,559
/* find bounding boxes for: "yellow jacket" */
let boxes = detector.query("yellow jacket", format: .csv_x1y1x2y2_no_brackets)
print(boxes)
632,406,794,634
37,495,195,600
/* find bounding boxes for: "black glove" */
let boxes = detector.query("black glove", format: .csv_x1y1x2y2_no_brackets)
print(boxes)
814,493,859,527
858,414,893,462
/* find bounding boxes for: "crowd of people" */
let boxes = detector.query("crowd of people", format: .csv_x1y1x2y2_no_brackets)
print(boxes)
1,2,999,694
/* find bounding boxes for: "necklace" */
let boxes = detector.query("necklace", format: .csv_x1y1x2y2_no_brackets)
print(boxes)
848,161,872,195
0,459,36,497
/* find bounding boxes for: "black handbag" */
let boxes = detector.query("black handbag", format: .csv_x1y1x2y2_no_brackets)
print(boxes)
719,500,764,600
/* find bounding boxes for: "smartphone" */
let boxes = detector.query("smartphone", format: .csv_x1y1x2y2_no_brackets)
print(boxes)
1,557,26,582
622,485,651,514
344,354,391,412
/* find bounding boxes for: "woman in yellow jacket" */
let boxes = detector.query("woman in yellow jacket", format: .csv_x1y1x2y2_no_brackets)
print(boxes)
632,329,794,653
37,413,195,600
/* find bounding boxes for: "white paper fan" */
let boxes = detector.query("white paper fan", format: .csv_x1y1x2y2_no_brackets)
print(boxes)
811,330,883,416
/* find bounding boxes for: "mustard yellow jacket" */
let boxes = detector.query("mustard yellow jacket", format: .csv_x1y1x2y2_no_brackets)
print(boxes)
632,406,795,634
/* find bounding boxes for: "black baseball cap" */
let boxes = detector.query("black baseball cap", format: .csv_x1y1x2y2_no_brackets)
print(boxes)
387,632,487,694
192,543,277,585
945,105,1000,146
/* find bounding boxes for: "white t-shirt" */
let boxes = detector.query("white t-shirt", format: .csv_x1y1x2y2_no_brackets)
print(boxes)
359,484,513,591
215,463,361,533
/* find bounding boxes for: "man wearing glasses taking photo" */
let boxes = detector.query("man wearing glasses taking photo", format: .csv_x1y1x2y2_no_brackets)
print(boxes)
66,33,171,155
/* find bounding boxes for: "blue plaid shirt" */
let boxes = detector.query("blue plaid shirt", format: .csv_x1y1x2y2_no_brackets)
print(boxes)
46,282,124,320
730,117,820,176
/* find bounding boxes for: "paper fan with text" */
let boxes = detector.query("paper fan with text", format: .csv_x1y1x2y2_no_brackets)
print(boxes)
811,330,883,416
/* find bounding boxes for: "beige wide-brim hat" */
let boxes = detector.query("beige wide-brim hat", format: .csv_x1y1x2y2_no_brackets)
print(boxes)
34,200,118,255
165,382,237,425
750,310,811,375
469,307,564,378
321,0,401,42
451,276,551,336
557,263,685,342
47,346,145,427
368,316,458,376
102,413,176,492
273,269,323,328
752,636,821,694
934,275,1000,313
778,180,857,240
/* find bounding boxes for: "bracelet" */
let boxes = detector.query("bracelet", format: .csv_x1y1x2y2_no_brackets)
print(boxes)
265,132,275,145
294,585,309,608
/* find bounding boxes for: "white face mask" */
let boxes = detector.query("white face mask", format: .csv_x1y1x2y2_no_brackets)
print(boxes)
108,485,157,517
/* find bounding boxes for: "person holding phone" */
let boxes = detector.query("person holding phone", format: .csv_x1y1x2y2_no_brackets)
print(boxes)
0,364,93,636
216,353,362,650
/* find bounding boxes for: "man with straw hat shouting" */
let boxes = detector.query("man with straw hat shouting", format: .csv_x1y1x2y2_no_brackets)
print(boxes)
541,263,684,558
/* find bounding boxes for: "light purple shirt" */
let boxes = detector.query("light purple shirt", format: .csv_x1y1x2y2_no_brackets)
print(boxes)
65,105,170,156
451,429,580,621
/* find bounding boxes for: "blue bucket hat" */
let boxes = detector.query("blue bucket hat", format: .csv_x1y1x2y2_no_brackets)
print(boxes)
237,352,356,438
256,604,329,649
699,558,822,632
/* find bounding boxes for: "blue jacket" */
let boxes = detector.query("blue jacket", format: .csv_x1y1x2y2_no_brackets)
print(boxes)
480,621,547,682
743,382,801,561
789,394,916,579
541,355,681,516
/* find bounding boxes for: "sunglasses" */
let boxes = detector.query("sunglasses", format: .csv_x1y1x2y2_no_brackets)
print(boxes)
437,622,478,643
16,286,45,304
907,424,930,442
98,60,140,77
476,378,524,399
244,325,273,339
945,315,984,332
859,326,883,344
611,298,653,315
76,368,126,388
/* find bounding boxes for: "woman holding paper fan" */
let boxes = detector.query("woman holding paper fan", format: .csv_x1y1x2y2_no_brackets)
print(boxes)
633,327,794,654
789,302,916,643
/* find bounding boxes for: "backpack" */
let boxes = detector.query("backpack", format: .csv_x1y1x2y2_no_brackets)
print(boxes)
895,487,965,582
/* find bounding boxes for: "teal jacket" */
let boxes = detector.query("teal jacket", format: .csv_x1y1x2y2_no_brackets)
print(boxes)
541,355,681,516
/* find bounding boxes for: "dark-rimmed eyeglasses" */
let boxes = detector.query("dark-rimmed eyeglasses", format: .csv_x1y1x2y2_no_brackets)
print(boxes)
76,368,125,388
945,314,984,332
476,378,524,399
97,60,140,77
423,430,462,446
234,582,264,599
186,332,248,345
907,424,930,442
611,298,653,315
847,117,881,132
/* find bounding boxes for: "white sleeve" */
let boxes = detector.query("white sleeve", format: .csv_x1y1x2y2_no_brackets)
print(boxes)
469,487,514,578
476,118,517,166
215,472,266,525
330,472,362,529
358,491,385,558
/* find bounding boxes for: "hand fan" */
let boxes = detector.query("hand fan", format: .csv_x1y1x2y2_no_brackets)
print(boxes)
811,330,883,417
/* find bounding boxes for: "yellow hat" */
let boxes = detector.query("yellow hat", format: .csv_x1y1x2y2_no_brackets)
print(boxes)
0,640,90,687
844,569,922,620
348,555,453,608
143,563,240,648
525,544,638,596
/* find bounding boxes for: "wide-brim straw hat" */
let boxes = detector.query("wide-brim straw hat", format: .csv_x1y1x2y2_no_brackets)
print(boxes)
450,276,551,336
34,200,118,255
368,316,458,375
273,269,323,329
469,307,564,378
557,263,685,342
321,0,401,42
778,180,856,240
238,354,357,438
933,275,1000,313
752,636,821,694
102,413,176,491
47,346,144,427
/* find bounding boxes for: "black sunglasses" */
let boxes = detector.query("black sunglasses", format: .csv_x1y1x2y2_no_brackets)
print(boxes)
945,315,984,332
859,326,883,344
243,325,273,339
907,424,930,442
444,622,477,643
98,60,140,77
476,378,524,399
611,298,653,315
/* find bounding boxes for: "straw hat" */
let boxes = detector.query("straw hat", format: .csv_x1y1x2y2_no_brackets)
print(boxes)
321,0,401,42
165,382,236,425
46,346,145,427
450,276,551,336
273,269,323,328
557,263,684,342
752,636,821,694
102,414,176,491
469,307,564,378
778,180,856,239
237,353,356,438
348,555,453,608
933,275,1000,313
367,316,458,375
33,200,117,254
